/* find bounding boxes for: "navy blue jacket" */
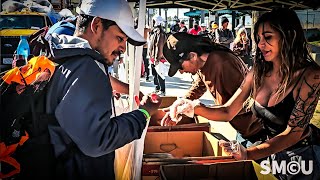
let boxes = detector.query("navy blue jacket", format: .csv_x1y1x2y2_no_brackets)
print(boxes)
45,34,147,179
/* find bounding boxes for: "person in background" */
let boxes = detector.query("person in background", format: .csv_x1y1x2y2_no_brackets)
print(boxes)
143,26,151,81
170,19,180,34
232,27,252,68
149,15,167,96
216,17,234,48
134,18,151,81
161,32,264,150
170,8,320,180
209,22,218,42
197,23,209,35
16,0,162,178
179,20,188,32
188,21,201,35
45,16,77,40
234,23,244,35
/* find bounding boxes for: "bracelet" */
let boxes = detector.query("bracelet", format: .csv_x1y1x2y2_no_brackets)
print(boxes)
139,109,151,119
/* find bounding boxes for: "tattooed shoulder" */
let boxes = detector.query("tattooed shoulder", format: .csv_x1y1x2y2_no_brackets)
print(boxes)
288,68,320,129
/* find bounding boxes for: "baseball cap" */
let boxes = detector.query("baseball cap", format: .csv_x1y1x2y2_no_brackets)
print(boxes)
221,17,229,24
80,0,146,46
163,32,199,77
200,23,206,27
153,15,165,26
211,23,218,29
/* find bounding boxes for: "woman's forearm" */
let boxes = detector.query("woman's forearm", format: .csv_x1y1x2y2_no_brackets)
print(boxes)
247,130,303,160
194,105,232,122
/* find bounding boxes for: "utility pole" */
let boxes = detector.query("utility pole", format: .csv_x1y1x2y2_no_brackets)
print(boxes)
165,8,168,33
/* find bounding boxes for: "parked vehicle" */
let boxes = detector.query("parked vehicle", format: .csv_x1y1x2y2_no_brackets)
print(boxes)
0,9,53,71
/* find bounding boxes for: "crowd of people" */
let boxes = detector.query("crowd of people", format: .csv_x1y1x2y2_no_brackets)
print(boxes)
3,0,320,179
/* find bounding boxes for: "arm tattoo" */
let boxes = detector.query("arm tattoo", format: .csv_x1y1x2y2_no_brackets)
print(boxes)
289,77,320,129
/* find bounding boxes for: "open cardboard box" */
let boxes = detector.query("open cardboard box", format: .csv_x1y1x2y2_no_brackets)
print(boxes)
158,96,177,108
144,131,226,157
149,96,199,126
147,123,211,132
142,131,231,179
159,160,277,180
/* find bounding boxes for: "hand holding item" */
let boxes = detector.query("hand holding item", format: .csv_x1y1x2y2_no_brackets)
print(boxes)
218,140,247,160
113,90,121,100
169,98,200,123
139,93,162,117
160,111,178,126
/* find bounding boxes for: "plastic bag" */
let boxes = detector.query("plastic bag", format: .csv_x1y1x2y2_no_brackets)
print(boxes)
169,98,200,122
114,95,149,180
154,62,168,79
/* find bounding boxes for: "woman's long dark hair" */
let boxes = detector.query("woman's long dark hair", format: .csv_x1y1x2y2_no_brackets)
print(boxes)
252,7,316,99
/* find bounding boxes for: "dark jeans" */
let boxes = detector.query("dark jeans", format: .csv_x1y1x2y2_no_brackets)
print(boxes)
269,145,320,180
142,48,149,78
151,64,165,92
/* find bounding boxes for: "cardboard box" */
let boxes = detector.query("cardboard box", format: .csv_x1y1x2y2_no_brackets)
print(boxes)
147,123,211,133
149,107,197,126
159,160,277,180
144,131,226,157
159,96,177,108
142,131,230,179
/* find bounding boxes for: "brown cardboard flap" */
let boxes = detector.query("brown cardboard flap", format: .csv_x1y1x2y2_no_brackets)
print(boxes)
159,160,259,180
159,96,177,108
148,123,211,132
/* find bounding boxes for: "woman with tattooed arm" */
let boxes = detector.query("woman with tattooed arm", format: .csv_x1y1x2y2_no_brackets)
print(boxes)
169,8,320,179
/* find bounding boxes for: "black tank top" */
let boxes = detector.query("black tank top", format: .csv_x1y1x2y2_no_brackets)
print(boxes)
251,69,306,138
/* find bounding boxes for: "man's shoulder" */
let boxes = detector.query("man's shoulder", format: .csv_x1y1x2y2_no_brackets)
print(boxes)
209,51,240,65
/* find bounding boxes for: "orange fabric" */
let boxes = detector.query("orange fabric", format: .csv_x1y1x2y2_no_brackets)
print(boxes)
2,56,56,85
0,132,29,178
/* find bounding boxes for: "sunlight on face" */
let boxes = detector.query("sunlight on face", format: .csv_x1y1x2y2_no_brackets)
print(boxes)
257,22,281,62
97,25,128,66
179,53,201,75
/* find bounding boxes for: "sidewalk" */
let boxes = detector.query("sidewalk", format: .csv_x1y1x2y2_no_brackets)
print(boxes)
139,64,237,140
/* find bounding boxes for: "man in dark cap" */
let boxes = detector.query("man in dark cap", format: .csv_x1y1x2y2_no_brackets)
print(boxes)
162,32,265,150
216,16,234,48
170,19,180,34
179,20,188,32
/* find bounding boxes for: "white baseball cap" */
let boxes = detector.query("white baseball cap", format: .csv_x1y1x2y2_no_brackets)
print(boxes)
200,23,206,27
152,15,164,26
80,0,146,46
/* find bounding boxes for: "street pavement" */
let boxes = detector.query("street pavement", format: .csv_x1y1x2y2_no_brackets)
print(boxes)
139,63,237,141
